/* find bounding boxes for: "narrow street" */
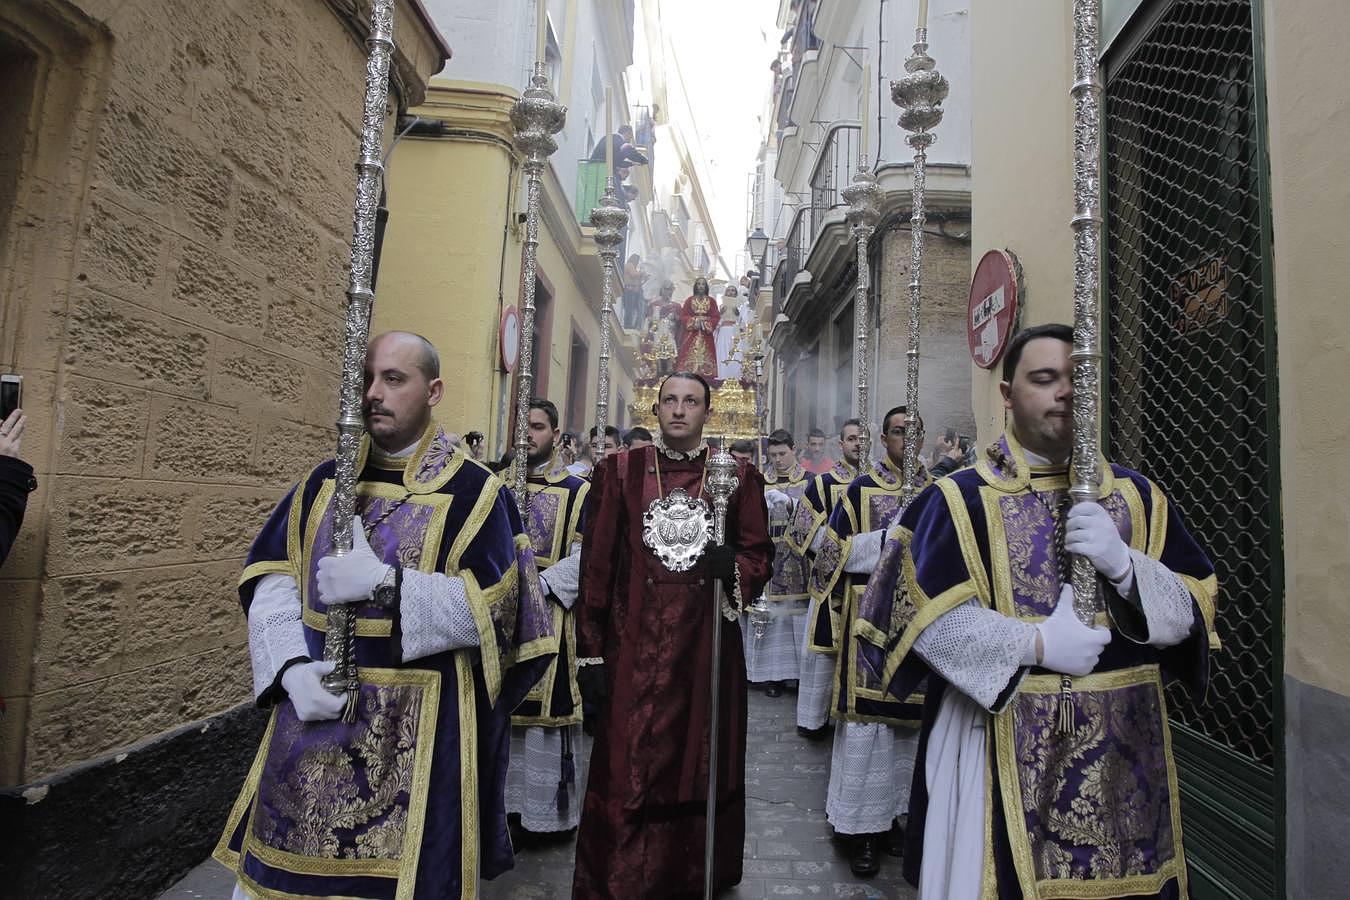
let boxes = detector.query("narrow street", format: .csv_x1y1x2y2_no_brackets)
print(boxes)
157,688,917,899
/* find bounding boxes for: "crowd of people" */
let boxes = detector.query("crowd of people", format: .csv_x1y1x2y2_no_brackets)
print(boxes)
208,324,1215,899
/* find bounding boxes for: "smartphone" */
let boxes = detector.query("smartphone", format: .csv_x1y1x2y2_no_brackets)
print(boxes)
944,427,957,444
958,434,973,453
0,374,21,420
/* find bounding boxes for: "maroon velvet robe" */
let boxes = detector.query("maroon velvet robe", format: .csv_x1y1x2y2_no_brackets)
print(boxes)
573,444,772,899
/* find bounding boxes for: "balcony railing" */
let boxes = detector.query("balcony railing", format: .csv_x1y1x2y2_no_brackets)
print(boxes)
808,123,860,242
779,205,810,294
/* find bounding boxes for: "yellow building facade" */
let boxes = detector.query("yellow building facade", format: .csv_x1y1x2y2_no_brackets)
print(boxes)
379,79,636,457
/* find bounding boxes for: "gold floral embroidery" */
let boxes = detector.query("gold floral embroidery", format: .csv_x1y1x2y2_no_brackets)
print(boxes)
255,682,424,862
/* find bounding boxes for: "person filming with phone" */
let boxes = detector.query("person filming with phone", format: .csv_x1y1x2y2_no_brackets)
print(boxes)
0,377,35,568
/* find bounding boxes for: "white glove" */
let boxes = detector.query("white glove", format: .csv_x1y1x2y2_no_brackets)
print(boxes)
1065,502,1131,583
764,489,791,511
1035,585,1112,676
317,517,393,605
281,660,346,722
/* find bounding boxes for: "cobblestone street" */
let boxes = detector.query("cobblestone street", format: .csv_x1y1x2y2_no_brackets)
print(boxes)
159,687,916,899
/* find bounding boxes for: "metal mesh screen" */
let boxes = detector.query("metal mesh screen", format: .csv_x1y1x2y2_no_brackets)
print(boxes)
1104,0,1274,766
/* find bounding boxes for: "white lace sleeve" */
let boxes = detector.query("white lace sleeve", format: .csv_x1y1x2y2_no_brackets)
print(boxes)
843,529,884,574
540,544,582,609
399,570,481,661
247,574,309,699
1127,549,1196,648
913,599,1038,712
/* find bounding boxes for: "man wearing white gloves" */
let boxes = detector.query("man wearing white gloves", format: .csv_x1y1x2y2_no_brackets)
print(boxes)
862,323,1219,899
214,331,555,900
809,405,930,877
503,398,591,839
744,428,812,697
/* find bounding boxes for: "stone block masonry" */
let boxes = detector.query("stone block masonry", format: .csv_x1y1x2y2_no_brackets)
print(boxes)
0,0,445,895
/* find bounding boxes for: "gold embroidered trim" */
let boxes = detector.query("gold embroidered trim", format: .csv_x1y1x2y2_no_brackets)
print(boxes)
995,664,1187,899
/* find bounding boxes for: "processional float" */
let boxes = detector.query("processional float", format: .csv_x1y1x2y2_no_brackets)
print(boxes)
321,0,398,720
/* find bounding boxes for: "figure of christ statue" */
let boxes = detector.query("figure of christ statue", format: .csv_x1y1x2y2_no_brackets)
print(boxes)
675,276,721,379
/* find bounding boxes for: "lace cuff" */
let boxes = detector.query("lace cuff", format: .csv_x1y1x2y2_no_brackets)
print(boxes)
399,570,480,661
541,544,582,609
1131,549,1195,648
247,574,310,699
913,599,1037,712
843,529,884,574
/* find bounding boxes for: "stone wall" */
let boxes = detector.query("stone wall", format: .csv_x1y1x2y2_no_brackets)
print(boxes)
875,224,976,442
0,0,443,786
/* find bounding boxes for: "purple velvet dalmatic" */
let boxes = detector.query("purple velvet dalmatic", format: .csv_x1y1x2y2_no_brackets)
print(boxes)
216,426,555,900
865,432,1217,898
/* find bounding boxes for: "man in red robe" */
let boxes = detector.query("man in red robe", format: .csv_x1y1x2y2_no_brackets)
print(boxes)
573,371,773,899
675,276,721,379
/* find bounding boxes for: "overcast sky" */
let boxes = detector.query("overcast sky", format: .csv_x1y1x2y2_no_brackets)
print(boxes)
655,0,780,275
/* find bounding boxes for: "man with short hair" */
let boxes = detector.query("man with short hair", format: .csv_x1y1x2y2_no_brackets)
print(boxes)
863,324,1217,899
504,398,592,838
728,438,757,464
809,405,930,876
800,426,833,475
217,331,555,899
572,372,773,898
745,428,811,698
785,417,863,737
622,425,653,449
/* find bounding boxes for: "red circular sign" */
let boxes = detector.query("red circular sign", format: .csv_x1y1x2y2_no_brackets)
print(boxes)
967,249,1021,369
500,305,521,372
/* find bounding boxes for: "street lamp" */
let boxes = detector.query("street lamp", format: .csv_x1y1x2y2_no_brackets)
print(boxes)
745,227,769,267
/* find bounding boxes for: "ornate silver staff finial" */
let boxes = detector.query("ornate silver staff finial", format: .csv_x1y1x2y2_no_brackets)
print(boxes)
1068,0,1105,627
843,164,882,467
321,0,397,720
509,64,567,519
590,180,629,463
892,25,949,505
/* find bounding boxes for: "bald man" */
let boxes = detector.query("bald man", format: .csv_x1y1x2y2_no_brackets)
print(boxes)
217,331,556,899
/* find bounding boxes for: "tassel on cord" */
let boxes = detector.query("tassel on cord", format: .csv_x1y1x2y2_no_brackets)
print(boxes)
1056,675,1074,734
555,725,576,813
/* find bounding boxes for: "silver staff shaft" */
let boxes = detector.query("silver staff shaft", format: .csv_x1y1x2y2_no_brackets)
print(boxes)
321,0,397,721
591,178,628,461
703,448,740,900
509,64,567,519
843,160,882,466
1069,0,1105,626
892,28,949,506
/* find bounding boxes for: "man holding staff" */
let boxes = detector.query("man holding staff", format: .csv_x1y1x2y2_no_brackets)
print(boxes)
572,371,773,898
216,332,555,899
864,325,1218,898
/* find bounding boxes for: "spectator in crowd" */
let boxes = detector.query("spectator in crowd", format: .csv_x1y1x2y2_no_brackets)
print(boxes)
623,426,653,449
590,124,648,185
930,428,974,477
0,408,34,569
798,427,833,475
464,430,486,462
623,254,647,331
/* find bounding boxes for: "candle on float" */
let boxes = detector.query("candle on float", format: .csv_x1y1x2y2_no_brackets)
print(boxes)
605,88,614,185
860,62,871,164
536,0,548,66
917,0,928,30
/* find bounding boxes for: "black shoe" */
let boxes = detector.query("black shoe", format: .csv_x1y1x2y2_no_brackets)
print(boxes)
850,835,882,877
796,724,828,740
765,681,784,698
886,817,906,858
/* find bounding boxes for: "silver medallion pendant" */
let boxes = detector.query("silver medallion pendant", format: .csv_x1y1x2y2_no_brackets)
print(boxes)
642,488,712,572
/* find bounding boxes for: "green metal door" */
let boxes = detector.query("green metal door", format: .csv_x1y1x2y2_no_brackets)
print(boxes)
1102,1,1283,897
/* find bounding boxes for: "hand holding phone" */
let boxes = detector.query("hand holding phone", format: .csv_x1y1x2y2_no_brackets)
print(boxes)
0,409,25,459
